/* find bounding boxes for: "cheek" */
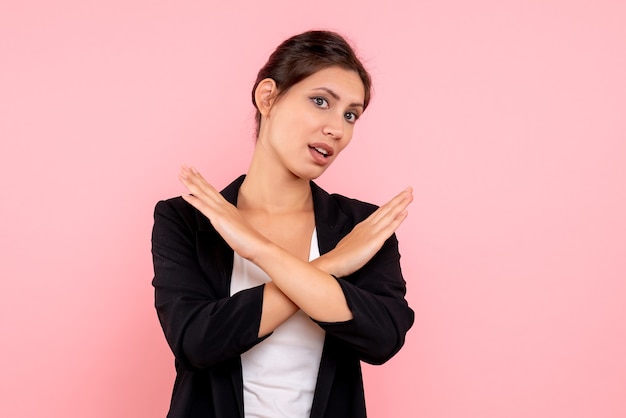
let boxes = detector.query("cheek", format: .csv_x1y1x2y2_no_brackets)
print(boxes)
277,108,315,135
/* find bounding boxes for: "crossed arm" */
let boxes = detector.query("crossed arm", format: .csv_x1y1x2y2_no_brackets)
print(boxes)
178,166,413,337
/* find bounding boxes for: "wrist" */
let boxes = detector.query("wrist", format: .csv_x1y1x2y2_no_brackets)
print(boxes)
249,239,282,268
310,253,341,277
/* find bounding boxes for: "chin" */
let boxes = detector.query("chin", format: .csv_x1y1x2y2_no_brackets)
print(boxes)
293,166,329,181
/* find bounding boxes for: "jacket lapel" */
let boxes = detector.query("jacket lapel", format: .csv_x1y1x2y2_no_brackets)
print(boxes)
310,181,350,254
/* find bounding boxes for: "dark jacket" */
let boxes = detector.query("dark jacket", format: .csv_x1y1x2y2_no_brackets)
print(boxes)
152,175,414,417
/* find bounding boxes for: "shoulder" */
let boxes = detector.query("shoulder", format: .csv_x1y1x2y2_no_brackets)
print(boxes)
329,192,378,222
153,196,211,233
154,196,194,220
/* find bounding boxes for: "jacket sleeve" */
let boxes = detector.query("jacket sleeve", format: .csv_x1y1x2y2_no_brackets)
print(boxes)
314,233,414,365
151,199,268,371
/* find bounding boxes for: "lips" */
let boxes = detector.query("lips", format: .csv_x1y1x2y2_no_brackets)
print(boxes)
308,142,334,157
308,142,334,165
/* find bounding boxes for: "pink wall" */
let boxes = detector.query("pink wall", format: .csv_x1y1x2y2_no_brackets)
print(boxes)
2,1,625,417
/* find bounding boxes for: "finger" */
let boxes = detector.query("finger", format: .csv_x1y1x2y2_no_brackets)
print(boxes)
384,209,409,234
181,193,210,216
180,166,210,188
181,187,228,221
366,196,412,240
379,187,413,214
368,187,413,224
187,166,219,192
179,172,210,200
179,166,221,202
365,210,409,246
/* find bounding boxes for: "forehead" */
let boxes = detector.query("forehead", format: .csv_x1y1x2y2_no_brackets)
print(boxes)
293,67,365,103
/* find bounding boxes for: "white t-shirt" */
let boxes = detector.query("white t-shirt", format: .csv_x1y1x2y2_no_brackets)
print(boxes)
230,229,326,418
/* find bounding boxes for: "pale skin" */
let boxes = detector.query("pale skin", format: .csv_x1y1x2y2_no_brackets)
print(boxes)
179,66,413,337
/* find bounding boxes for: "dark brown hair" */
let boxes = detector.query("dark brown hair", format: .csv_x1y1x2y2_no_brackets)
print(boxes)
251,30,372,137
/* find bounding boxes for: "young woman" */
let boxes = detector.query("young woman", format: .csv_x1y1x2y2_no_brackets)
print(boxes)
152,30,414,417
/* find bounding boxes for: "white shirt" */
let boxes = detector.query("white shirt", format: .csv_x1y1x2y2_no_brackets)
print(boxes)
230,229,326,418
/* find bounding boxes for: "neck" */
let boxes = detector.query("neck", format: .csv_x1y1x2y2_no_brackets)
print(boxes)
238,145,313,214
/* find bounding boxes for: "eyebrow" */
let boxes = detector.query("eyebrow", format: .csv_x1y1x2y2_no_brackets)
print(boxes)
313,87,364,109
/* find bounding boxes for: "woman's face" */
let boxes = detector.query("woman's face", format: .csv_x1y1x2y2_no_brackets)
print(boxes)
259,66,366,180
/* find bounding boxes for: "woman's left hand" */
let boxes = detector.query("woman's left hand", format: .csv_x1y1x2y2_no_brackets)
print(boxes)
179,166,268,261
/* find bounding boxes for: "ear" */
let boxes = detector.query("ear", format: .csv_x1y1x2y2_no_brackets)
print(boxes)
254,78,278,117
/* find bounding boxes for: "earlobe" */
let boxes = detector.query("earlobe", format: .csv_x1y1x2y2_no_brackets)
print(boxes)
255,78,278,116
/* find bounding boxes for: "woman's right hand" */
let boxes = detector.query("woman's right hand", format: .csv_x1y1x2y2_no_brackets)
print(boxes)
178,166,271,262
314,187,414,278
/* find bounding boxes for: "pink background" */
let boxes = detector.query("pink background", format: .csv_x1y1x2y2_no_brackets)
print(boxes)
1,1,625,417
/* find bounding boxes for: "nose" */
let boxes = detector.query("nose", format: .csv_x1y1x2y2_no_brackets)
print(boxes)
322,113,344,139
